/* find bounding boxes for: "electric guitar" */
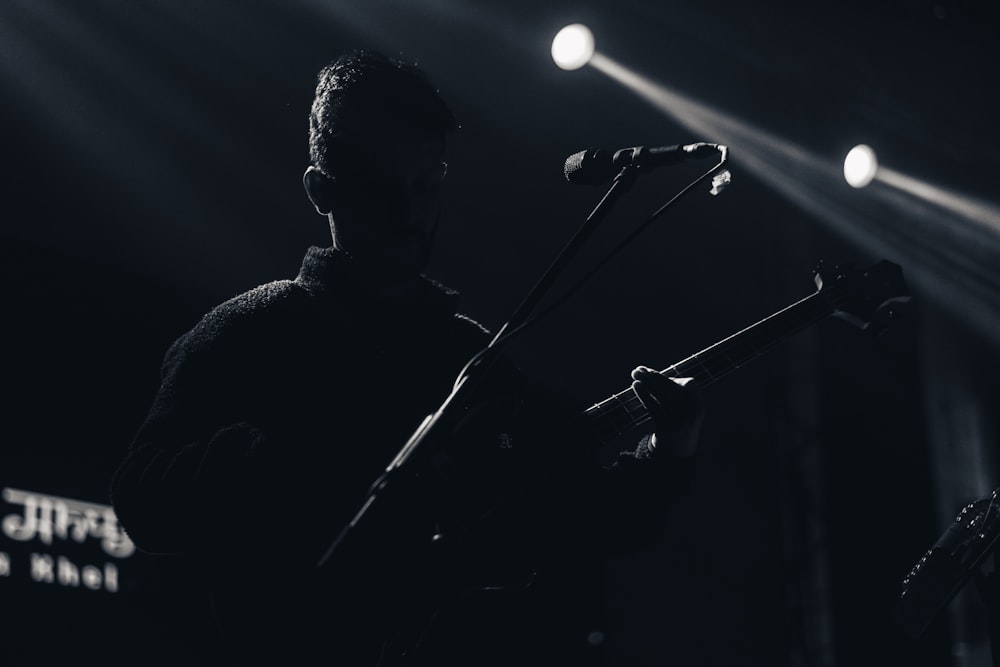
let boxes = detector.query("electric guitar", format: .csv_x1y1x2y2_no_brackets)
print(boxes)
430,258,912,559
439,259,912,516
383,259,912,666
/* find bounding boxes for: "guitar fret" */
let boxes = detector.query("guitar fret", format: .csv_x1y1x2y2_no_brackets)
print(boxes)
692,353,716,382
614,392,640,432
614,392,635,419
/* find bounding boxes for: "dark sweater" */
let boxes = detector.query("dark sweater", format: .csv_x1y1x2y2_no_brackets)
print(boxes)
111,246,693,666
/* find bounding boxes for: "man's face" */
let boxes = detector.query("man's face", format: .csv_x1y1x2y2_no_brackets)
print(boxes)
332,130,447,278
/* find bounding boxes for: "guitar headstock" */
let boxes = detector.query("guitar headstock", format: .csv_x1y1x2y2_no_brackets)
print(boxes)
814,260,911,333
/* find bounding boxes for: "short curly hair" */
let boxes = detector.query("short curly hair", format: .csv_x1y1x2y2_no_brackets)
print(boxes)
308,50,458,177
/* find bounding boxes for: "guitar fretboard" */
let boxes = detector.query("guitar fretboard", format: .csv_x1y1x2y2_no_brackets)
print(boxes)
578,287,840,446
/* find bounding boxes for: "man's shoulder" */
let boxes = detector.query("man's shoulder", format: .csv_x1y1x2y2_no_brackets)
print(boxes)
170,279,312,358
204,279,306,330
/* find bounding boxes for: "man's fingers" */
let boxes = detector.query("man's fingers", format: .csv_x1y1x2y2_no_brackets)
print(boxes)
630,366,703,458
630,365,655,381
630,367,702,418
630,366,695,396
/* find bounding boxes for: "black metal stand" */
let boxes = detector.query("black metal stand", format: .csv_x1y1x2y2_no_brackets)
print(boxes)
317,163,643,569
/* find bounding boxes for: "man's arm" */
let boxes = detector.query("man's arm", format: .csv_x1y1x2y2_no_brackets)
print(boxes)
110,328,272,554
110,283,312,555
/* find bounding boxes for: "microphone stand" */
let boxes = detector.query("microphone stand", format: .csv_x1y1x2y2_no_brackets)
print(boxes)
318,148,728,571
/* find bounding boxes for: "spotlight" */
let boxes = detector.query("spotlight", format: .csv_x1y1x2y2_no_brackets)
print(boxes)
844,144,878,188
551,24,595,71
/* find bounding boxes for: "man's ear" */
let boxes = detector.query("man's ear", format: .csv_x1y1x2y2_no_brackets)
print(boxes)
303,166,335,215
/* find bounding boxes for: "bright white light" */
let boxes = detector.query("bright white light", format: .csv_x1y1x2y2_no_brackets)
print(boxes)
844,144,878,188
551,24,594,70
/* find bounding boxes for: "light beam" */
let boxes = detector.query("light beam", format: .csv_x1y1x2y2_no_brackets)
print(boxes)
585,52,1000,342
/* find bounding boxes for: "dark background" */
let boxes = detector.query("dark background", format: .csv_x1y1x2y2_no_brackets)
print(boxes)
2,0,999,665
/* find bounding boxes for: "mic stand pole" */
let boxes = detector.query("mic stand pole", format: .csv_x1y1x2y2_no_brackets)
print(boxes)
317,163,642,569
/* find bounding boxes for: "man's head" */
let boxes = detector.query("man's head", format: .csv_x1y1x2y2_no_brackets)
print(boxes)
303,51,458,282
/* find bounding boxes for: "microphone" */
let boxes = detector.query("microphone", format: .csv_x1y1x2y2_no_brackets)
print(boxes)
564,142,725,185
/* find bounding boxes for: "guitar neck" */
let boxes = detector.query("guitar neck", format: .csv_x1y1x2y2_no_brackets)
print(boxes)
578,289,836,445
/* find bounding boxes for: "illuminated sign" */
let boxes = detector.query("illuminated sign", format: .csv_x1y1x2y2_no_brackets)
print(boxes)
1,487,135,593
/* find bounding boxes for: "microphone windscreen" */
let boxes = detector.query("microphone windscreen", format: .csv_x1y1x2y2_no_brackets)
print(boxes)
563,148,612,185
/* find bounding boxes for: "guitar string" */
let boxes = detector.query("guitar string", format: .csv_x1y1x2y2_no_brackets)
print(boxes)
583,280,855,436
